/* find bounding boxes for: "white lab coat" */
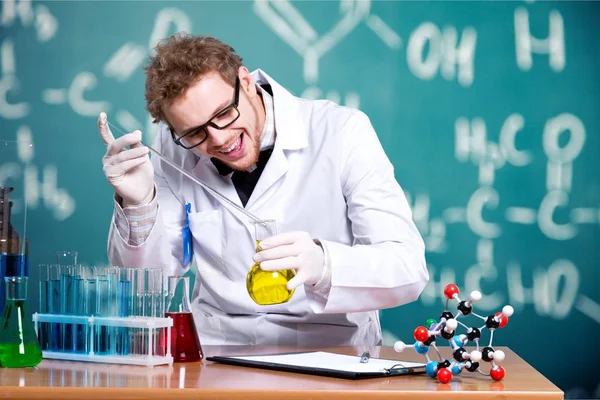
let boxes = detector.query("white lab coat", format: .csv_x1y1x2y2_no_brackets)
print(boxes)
107,69,429,346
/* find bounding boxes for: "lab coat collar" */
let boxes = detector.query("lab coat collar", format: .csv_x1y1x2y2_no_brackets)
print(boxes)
250,69,308,151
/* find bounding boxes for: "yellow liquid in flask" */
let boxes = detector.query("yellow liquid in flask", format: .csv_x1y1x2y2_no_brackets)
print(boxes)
246,241,295,305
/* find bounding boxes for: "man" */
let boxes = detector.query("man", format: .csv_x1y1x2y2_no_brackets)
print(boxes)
98,34,429,346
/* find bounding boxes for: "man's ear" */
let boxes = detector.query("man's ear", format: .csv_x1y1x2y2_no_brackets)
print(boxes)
238,66,257,97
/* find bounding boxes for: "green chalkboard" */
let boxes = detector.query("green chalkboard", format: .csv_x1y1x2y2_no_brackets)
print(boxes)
1,1,598,396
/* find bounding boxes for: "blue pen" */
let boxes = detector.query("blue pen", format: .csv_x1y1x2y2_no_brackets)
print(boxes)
182,203,193,266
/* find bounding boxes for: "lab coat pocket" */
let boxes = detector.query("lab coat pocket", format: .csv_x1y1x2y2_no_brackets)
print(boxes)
192,308,226,345
187,209,224,275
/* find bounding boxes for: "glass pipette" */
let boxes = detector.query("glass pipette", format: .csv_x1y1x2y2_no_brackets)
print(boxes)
106,121,262,223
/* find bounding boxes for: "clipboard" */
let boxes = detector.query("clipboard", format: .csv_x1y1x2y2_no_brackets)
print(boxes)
206,351,427,380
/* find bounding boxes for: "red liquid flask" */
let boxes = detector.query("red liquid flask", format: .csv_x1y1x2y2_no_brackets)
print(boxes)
165,276,203,362
166,311,203,362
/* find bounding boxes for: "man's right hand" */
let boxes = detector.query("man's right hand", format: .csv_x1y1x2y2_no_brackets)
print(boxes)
98,112,155,206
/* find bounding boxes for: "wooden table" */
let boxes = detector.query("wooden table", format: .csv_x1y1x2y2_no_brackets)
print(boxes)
0,346,563,399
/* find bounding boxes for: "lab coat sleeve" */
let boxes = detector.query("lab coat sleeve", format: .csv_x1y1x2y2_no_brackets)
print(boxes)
112,189,159,246
306,110,429,314
106,142,189,278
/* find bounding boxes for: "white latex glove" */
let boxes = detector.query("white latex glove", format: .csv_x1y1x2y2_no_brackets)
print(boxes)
98,112,154,206
253,231,325,290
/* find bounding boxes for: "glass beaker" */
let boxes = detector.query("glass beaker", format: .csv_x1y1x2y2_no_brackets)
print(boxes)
0,276,42,367
165,276,202,362
246,219,296,306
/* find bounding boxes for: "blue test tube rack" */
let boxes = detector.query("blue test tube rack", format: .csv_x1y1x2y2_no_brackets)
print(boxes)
36,265,172,366
32,313,173,366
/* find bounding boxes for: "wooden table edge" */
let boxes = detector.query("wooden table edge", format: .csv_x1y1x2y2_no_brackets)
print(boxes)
0,386,565,400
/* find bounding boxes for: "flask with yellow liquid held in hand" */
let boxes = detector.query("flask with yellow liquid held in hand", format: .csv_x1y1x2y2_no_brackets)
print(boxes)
246,219,295,305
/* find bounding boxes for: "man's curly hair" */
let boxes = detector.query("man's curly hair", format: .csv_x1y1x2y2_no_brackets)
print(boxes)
144,33,243,124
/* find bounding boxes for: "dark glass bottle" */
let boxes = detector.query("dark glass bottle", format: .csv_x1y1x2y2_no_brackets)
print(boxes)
0,187,29,312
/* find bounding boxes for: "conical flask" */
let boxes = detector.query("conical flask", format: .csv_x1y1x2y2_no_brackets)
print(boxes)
165,276,203,362
0,276,42,368
246,219,296,306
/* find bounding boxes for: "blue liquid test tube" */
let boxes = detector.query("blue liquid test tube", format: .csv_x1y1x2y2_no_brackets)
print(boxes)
107,270,118,355
133,268,147,356
38,265,49,351
48,278,60,351
95,276,109,354
65,269,80,353
59,270,72,350
118,279,131,355
127,269,137,356
83,279,96,354
72,277,85,352
149,268,163,356
117,266,131,356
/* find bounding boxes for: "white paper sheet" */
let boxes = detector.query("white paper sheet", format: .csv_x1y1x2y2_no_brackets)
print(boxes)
229,351,426,374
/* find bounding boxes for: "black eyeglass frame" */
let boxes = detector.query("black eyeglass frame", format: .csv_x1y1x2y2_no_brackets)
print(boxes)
168,76,241,150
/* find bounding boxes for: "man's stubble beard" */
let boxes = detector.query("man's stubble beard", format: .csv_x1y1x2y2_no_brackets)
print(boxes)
226,133,260,172
225,103,261,172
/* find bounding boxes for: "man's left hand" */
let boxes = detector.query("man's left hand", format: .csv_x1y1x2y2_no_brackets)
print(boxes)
253,231,324,290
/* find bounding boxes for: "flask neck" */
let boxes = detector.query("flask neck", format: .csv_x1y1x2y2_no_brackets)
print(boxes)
166,276,192,313
5,276,28,301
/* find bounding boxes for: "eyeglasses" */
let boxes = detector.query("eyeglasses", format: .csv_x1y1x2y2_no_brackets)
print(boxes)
169,76,241,150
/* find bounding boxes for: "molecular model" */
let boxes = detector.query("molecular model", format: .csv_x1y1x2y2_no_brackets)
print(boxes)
393,284,514,384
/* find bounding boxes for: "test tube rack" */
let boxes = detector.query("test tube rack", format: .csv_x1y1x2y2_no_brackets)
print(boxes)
33,313,173,366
